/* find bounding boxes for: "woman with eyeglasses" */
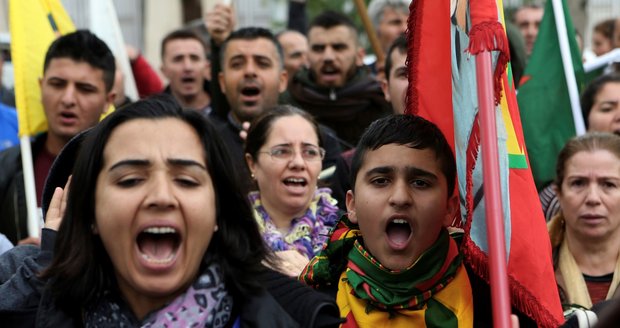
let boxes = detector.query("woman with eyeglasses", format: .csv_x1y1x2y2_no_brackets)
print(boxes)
244,105,340,277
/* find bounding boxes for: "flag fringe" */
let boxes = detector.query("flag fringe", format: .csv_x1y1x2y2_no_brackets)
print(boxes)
406,1,564,324
462,239,563,328
466,21,510,105
405,0,423,116
462,118,561,327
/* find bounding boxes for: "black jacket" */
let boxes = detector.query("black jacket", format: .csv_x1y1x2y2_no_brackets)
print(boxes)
0,130,343,328
0,134,47,244
0,230,342,328
282,67,391,147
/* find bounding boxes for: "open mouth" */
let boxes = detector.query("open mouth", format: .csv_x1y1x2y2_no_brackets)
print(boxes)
283,177,307,187
136,226,181,264
181,77,196,84
320,66,340,77
60,111,77,119
59,111,78,124
241,86,260,97
386,218,412,248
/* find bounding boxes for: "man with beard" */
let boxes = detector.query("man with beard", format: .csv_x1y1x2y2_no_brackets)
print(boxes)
282,11,391,147
205,6,342,189
160,29,211,115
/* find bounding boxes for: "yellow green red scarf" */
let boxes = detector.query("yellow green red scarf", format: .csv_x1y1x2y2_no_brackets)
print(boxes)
300,215,473,327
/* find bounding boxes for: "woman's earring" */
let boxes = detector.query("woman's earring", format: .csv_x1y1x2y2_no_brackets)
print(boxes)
214,225,219,232
251,173,256,180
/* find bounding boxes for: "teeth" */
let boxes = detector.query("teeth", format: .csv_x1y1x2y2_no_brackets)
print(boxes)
141,252,176,264
143,227,176,234
286,178,305,183
392,219,408,224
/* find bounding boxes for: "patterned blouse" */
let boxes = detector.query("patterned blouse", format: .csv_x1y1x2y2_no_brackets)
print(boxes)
249,188,340,259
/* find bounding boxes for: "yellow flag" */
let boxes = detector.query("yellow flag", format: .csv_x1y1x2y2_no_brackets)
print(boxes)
10,0,75,137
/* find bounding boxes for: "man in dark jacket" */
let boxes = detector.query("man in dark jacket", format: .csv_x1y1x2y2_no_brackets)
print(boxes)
282,11,391,147
160,29,211,116
205,5,343,190
0,30,115,245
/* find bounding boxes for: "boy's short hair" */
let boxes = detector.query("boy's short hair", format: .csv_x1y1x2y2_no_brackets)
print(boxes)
350,114,456,196
43,29,116,92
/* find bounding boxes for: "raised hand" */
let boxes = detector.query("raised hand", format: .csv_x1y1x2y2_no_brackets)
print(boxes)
45,176,71,231
204,3,236,46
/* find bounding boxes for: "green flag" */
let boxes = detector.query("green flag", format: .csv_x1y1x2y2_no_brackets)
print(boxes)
517,0,584,190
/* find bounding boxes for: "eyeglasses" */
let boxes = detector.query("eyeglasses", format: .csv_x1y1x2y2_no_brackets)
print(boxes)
259,145,326,162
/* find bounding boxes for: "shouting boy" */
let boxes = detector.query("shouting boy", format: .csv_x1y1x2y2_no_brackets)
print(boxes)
300,114,474,326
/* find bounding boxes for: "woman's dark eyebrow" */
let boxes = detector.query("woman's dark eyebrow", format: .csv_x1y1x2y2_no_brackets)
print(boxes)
108,158,207,171
167,158,207,170
109,159,150,171
272,142,293,147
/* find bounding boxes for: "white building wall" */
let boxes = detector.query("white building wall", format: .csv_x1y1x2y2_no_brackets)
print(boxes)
0,0,8,33
235,0,274,28
143,0,182,77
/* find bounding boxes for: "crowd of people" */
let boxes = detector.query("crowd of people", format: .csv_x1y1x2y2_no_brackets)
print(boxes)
0,0,620,326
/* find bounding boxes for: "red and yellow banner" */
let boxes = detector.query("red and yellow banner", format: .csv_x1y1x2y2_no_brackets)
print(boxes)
406,0,563,326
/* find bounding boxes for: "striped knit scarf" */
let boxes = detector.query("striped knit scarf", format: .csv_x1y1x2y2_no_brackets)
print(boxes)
300,216,473,327
249,188,340,258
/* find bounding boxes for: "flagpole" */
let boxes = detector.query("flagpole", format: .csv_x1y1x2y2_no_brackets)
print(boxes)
476,51,511,328
583,48,620,73
20,135,41,238
10,0,76,240
551,0,585,135
352,0,385,65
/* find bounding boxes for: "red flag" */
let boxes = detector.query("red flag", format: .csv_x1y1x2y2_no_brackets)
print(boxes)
407,0,564,326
